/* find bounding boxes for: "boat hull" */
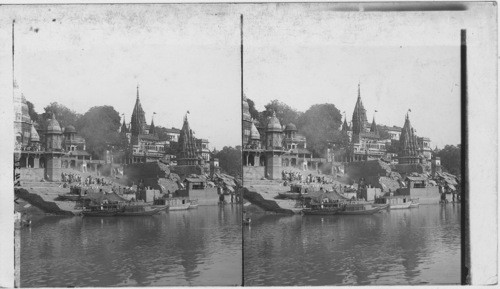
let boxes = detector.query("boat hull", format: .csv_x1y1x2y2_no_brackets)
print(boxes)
390,202,412,210
302,209,340,215
169,204,190,211
116,208,162,216
337,207,381,215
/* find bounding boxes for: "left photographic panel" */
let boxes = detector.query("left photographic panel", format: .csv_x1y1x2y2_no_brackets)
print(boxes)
6,4,242,287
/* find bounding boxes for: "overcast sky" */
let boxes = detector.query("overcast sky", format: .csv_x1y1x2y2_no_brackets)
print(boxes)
6,5,241,150
2,3,496,150
240,3,494,149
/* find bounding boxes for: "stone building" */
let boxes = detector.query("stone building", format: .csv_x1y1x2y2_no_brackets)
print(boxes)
242,97,316,180
44,113,65,181
331,83,432,164
177,114,199,166
398,113,421,164
124,86,172,164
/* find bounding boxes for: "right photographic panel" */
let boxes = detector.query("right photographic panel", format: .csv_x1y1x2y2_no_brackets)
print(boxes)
241,2,496,286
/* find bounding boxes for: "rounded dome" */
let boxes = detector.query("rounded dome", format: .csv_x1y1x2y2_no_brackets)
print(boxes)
285,123,297,131
64,125,76,134
46,114,62,134
266,111,282,132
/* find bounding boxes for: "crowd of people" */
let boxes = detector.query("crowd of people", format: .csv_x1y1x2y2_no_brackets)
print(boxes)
282,170,338,186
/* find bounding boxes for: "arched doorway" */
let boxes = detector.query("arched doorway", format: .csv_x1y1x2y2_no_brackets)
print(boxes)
259,155,266,167
70,160,76,169
28,156,35,168
19,155,27,168
291,158,297,167
39,157,45,168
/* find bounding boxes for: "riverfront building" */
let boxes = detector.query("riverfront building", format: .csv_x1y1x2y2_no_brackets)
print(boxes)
122,86,210,165
242,96,319,180
14,87,94,179
330,83,433,165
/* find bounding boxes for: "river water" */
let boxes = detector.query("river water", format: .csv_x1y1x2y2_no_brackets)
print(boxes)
21,205,242,287
244,204,461,286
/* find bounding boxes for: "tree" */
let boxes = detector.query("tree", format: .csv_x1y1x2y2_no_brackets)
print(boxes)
378,128,391,140
261,99,301,127
435,144,461,176
297,103,342,157
331,130,350,149
40,102,81,130
245,97,260,120
26,101,39,123
214,146,242,178
76,106,121,159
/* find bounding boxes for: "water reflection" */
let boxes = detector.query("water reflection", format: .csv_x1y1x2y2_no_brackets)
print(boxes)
244,205,460,286
21,205,242,287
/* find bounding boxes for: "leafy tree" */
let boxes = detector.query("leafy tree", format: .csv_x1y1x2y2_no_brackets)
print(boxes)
261,99,301,128
76,106,121,159
245,97,260,120
39,102,81,130
331,130,350,149
297,103,342,157
214,146,242,178
435,144,461,176
26,101,39,123
378,128,391,140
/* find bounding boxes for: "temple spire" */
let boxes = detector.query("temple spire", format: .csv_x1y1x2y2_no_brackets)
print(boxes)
149,113,156,135
351,82,368,137
370,116,378,134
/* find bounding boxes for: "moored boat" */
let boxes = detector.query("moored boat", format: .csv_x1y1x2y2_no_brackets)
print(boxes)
337,203,381,215
390,202,412,210
82,203,162,217
188,199,199,209
302,203,342,215
410,198,420,208
375,195,412,210
116,206,162,216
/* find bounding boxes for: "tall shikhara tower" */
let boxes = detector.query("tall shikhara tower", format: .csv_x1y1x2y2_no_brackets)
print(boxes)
130,85,147,145
177,114,198,166
398,113,420,164
351,83,369,141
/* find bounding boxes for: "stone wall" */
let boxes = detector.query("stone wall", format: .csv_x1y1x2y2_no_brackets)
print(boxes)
170,165,203,179
124,162,170,181
243,166,265,180
345,160,391,181
20,168,45,181
399,187,440,204
393,163,425,175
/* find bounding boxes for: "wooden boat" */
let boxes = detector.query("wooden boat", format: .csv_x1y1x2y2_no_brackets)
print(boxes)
372,203,389,211
390,202,412,210
302,203,342,215
116,206,162,216
375,195,412,210
150,205,169,212
188,199,199,209
169,203,190,211
337,203,381,215
166,198,191,211
410,198,420,208
277,192,302,199
82,203,161,217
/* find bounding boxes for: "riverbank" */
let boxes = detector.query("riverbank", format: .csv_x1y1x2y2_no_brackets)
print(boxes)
243,170,350,214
